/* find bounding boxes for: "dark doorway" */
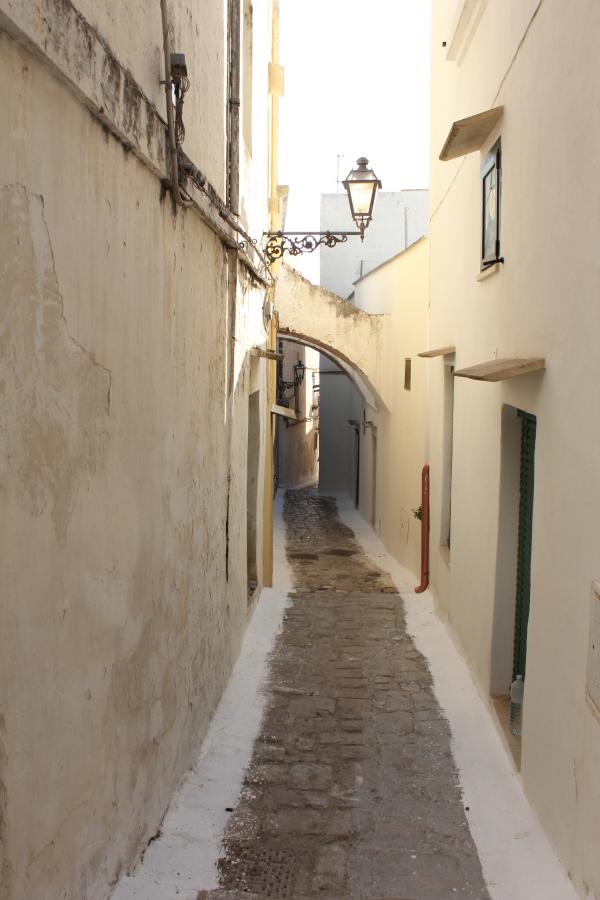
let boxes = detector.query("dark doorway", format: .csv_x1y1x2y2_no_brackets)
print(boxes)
513,410,537,679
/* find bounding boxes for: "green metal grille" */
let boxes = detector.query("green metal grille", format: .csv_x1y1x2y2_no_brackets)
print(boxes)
513,411,536,680
447,367,454,549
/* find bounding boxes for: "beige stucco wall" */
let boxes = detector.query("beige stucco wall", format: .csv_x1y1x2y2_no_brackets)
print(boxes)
352,239,428,576
0,1,274,897
429,2,600,896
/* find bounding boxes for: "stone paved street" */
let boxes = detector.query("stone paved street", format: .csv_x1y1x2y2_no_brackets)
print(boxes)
200,490,490,899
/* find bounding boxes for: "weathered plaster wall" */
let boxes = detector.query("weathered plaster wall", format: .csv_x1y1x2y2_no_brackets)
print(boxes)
277,342,319,489
0,2,271,896
429,1,600,896
0,184,111,543
72,0,227,194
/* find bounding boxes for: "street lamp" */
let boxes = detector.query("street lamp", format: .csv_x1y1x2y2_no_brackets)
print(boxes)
264,157,382,265
342,158,382,240
293,360,306,384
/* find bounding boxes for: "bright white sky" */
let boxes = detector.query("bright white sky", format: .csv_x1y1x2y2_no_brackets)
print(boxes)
279,0,431,241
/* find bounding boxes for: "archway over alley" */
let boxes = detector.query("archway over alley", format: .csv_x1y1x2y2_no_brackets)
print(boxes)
274,264,386,411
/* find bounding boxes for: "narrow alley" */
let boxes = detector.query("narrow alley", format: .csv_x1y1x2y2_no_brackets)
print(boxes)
202,490,489,899
3,2,600,898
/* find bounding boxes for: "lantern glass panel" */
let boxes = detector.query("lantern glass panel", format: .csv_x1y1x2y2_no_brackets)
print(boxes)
348,181,375,216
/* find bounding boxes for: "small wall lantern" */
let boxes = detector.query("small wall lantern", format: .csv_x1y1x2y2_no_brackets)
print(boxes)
293,360,305,385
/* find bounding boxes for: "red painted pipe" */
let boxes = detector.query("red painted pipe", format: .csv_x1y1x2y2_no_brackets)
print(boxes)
415,463,430,593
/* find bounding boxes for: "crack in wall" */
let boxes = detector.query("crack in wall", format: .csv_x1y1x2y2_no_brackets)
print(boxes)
38,190,113,416
0,184,111,543
491,0,544,106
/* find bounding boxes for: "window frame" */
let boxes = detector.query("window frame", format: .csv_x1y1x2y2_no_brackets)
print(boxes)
481,138,502,268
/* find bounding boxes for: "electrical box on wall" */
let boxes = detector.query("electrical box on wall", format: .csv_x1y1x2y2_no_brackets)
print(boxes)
586,582,600,715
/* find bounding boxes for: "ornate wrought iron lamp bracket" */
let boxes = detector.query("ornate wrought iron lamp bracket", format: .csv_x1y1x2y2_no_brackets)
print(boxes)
263,230,360,265
263,158,380,266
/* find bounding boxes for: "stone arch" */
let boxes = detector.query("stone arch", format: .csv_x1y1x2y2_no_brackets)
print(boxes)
274,264,385,410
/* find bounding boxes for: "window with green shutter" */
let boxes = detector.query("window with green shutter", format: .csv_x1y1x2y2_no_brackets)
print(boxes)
481,138,502,268
512,410,536,680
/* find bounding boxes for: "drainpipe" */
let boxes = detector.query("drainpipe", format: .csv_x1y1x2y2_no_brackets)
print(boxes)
269,0,281,230
415,463,430,593
160,0,182,205
227,0,241,214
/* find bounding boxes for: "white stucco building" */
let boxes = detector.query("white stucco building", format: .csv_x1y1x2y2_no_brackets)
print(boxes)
319,189,428,300
425,1,600,897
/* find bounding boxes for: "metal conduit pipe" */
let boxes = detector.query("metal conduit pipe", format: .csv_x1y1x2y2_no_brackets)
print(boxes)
269,0,280,218
415,463,430,593
160,0,182,206
227,0,241,214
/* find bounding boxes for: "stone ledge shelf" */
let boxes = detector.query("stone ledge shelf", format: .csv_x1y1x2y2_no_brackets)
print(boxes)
418,346,456,358
251,347,283,361
439,106,504,161
453,357,545,382
271,404,297,420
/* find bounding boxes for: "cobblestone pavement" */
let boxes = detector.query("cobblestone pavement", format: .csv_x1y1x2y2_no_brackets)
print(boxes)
199,491,490,900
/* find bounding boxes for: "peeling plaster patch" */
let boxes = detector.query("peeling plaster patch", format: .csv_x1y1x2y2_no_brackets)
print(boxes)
122,72,142,145
1,0,166,172
101,50,122,119
0,185,111,543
